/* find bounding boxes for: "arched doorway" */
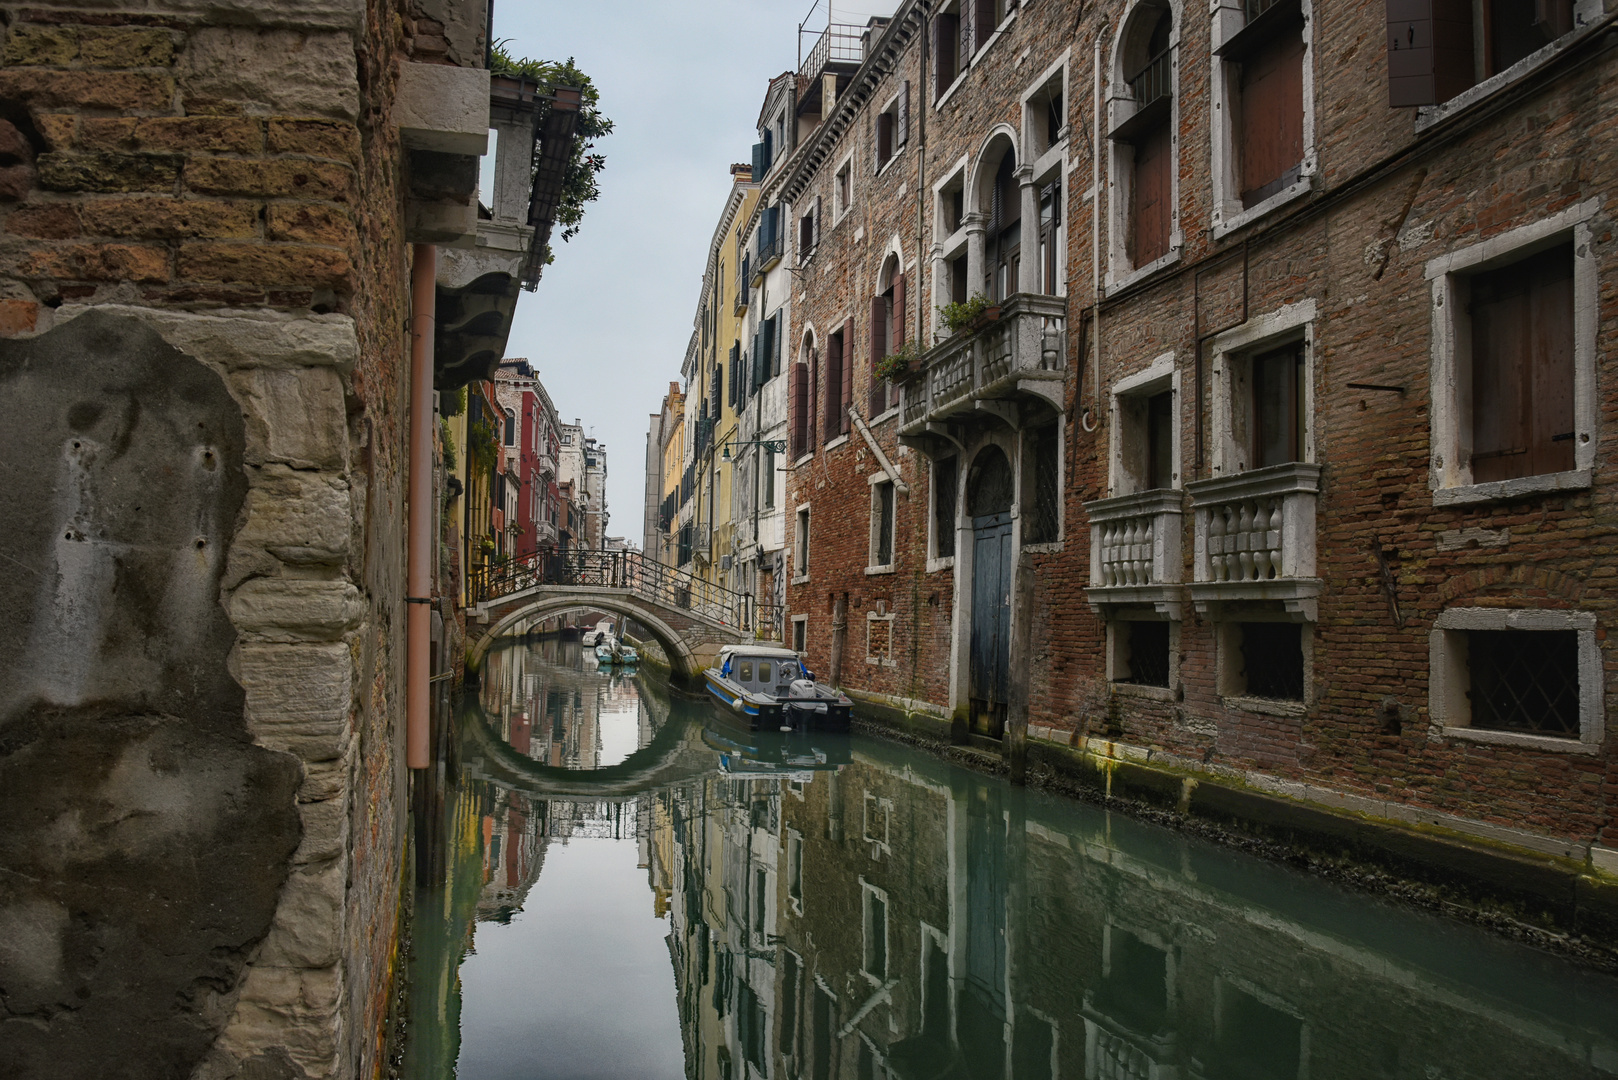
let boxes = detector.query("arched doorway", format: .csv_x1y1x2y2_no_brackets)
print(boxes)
967,445,1015,738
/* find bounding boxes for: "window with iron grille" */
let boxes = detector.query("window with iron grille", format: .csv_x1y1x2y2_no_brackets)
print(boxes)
1237,621,1304,701
1024,422,1060,543
872,481,895,567
934,456,958,559
1467,629,1579,736
1117,620,1170,687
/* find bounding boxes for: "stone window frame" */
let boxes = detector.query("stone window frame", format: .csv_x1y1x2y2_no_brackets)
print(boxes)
834,148,857,223
1105,0,1185,292
1429,607,1604,755
1021,50,1071,166
1424,198,1600,506
866,608,898,667
1411,0,1603,133
1207,298,1317,478
1106,612,1181,701
1212,974,1310,1075
1207,0,1319,239
931,157,972,340
927,453,959,573
873,84,909,178
1020,417,1066,552
1108,350,1181,496
791,613,808,653
859,876,891,985
793,503,811,583
1215,612,1315,716
867,475,898,575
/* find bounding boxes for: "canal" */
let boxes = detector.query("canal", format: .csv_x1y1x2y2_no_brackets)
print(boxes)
402,634,1618,1079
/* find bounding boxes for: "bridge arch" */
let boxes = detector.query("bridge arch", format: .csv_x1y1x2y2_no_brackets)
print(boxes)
462,708,714,801
471,592,705,680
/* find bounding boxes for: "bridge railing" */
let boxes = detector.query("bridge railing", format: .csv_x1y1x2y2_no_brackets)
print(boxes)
471,548,782,638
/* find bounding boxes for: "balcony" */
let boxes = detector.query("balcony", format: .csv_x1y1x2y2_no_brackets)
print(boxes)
532,519,558,547
798,23,865,97
898,293,1067,438
1083,488,1184,617
1187,462,1322,618
535,447,556,477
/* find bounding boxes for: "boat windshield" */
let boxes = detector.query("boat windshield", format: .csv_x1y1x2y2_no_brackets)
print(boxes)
737,661,753,681
758,661,772,683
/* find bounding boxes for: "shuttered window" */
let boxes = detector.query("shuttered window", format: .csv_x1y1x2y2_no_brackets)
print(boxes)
1386,0,1572,107
791,357,810,459
1129,125,1172,266
1250,342,1303,469
934,11,961,98
728,343,740,407
840,319,854,432
869,292,890,417
1232,11,1305,207
825,330,845,440
1468,244,1575,483
934,456,958,558
876,110,894,169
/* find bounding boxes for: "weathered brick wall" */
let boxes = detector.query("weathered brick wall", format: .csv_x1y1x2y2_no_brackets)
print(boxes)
0,1,418,1075
780,0,1618,858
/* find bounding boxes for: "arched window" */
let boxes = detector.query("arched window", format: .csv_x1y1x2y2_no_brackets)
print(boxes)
1110,2,1176,274
870,254,906,417
986,150,1021,301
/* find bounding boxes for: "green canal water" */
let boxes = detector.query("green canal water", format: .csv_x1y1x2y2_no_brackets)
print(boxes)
401,635,1618,1080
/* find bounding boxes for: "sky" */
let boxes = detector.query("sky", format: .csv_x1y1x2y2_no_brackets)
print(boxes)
494,0,897,546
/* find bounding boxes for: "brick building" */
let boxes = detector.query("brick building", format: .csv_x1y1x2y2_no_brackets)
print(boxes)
0,0,580,1074
754,0,1618,874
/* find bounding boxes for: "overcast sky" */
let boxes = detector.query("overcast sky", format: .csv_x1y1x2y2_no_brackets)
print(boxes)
494,0,896,545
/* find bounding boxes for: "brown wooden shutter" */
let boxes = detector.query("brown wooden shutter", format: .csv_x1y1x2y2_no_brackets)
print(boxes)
877,112,893,167
899,82,910,145
789,359,803,458
891,274,906,409
808,347,819,447
1386,0,1475,107
813,196,822,248
841,317,855,433
1128,123,1172,267
974,0,997,51
934,15,959,98
823,335,840,440
1237,29,1306,207
869,296,889,416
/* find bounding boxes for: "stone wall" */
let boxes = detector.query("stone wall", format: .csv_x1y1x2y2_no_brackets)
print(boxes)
0,1,421,1076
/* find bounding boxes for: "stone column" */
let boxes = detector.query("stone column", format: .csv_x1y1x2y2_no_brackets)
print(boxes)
1017,166,1041,295
965,212,988,299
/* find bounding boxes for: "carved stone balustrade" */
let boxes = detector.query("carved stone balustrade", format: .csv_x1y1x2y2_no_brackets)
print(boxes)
1082,488,1184,617
1187,462,1323,618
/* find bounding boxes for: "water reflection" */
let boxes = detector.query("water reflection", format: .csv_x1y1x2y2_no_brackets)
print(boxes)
405,636,1618,1080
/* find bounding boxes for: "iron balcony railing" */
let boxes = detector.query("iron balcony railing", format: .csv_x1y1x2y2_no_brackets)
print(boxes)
899,293,1067,436
800,23,865,85
1127,47,1172,108
470,546,782,638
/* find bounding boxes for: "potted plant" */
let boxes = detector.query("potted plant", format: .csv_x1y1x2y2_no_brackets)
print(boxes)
937,292,999,338
874,339,921,381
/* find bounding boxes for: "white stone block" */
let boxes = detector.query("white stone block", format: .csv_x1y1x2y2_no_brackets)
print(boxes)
181,27,360,121
229,578,363,642
232,366,349,471
54,305,359,373
236,467,351,566
257,861,346,969
396,61,490,155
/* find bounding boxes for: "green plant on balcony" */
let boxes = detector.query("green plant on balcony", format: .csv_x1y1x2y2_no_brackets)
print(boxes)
469,419,498,472
440,417,458,471
874,339,921,381
938,292,995,336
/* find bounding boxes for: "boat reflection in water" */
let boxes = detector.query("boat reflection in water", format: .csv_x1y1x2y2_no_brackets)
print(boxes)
403,634,1618,1080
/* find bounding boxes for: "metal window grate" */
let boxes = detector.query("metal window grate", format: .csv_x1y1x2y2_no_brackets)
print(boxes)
1121,621,1170,687
1469,630,1580,736
935,456,958,558
1240,622,1303,701
1025,423,1060,543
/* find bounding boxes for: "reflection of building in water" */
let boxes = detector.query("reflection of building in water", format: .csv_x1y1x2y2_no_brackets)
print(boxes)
481,637,660,770
475,789,548,924
657,744,1618,1080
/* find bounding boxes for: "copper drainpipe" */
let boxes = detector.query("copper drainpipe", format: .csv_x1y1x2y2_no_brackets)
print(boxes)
407,242,436,769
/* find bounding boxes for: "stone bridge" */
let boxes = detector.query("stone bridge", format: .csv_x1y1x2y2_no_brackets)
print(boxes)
468,548,780,681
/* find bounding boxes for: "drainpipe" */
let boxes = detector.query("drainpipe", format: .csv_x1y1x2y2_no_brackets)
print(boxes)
407,242,436,769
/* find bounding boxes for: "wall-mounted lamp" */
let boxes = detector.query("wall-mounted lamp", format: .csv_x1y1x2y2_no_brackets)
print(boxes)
720,438,787,462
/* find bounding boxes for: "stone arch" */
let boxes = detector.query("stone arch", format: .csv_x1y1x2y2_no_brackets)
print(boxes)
462,705,713,800
967,124,1021,218
1110,0,1178,88
472,595,704,680
967,442,1016,518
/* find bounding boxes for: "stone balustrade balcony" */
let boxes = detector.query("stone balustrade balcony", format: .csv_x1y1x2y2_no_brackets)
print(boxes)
1187,462,1323,617
1082,488,1184,616
898,293,1066,437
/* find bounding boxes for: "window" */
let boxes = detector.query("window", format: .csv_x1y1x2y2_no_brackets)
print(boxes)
812,989,835,1080
1214,980,1306,1080
1113,619,1172,687
791,615,807,654
763,447,776,508
933,1,964,99
1027,71,1066,158
836,159,853,218
872,257,904,416
1222,0,1306,208
1388,0,1580,107
1430,608,1602,751
950,251,969,304
1427,206,1595,503
861,881,889,981
871,480,896,568
939,171,966,234
875,83,909,172
795,507,810,577
1023,421,1060,543
738,660,754,682
1038,180,1063,294
1012,1013,1056,1080
825,323,848,440
933,455,958,560
780,951,802,1056
1113,7,1173,270
986,151,1021,301
1248,342,1303,469
1110,355,1179,494
800,195,821,262
1099,925,1170,1034
1220,621,1306,702
503,409,517,446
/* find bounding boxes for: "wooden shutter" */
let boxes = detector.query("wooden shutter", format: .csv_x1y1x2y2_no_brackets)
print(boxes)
974,0,996,51
713,362,723,416
899,82,910,146
1128,122,1172,267
774,315,784,378
790,361,806,458
762,128,774,172
841,318,855,433
891,274,906,409
1471,245,1575,483
961,3,975,60
934,14,959,96
1237,28,1306,207
1386,0,1474,107
813,195,822,248
824,333,841,440
728,343,739,407
869,296,889,416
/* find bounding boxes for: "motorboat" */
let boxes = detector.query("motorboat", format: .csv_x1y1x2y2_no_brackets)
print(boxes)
704,645,852,732
595,639,639,667
701,718,851,776
581,619,615,647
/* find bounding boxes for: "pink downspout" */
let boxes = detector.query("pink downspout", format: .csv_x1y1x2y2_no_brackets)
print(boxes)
407,242,436,769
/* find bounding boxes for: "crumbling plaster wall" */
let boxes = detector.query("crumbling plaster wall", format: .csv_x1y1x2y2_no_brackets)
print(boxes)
0,1,417,1077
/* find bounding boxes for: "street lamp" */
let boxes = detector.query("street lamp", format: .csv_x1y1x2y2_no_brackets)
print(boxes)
720,438,787,462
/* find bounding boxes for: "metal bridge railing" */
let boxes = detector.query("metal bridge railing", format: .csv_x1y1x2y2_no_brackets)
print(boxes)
471,548,782,638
